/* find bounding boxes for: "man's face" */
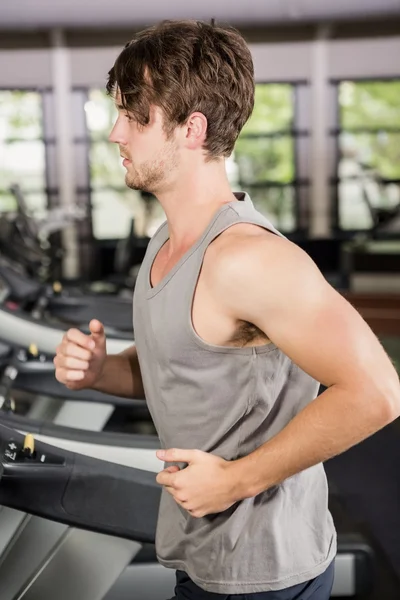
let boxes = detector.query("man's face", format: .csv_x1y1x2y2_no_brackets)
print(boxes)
109,95,179,194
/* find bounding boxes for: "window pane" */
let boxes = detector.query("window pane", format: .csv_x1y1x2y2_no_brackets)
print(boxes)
24,192,48,217
339,132,400,180
340,81,400,129
92,189,136,239
0,141,46,193
338,178,400,230
338,180,375,230
234,136,294,184
0,91,43,140
90,142,125,189
0,193,16,212
241,84,293,134
86,89,116,140
0,190,47,218
244,186,296,232
91,188,165,239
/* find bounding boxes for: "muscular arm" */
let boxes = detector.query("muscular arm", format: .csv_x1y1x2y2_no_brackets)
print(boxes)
212,230,400,498
93,345,145,399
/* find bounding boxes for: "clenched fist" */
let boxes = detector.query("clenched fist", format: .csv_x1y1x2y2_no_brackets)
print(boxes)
54,319,107,390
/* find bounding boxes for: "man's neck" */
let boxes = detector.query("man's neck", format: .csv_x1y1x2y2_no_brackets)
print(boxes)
155,164,237,256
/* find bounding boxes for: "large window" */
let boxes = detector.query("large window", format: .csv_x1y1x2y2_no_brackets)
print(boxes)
336,80,400,232
85,90,165,240
0,90,48,216
231,83,302,233
85,84,302,238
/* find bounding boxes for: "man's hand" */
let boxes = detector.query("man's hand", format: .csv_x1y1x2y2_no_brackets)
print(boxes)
156,448,241,518
54,319,107,390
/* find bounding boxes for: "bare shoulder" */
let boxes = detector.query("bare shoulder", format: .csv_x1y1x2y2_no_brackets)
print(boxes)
202,222,327,323
205,222,315,279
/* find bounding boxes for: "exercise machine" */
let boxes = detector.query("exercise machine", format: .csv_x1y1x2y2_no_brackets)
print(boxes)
0,417,375,599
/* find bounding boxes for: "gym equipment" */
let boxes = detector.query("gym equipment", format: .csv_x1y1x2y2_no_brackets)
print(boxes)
0,301,131,356
0,339,150,429
0,304,131,432
5,184,145,288
0,257,134,333
7,183,86,280
0,416,375,599
0,420,163,600
360,171,400,239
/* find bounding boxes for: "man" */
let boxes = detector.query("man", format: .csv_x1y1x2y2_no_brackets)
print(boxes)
54,20,400,600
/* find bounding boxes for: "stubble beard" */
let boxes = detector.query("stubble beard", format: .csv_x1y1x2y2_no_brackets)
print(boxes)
125,139,179,194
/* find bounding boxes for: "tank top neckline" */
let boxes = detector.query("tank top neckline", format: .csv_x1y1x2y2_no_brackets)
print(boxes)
146,192,249,298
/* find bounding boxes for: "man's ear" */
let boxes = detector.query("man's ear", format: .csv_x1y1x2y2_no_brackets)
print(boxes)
184,112,208,150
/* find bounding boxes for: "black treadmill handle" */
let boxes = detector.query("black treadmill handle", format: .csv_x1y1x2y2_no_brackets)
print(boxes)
0,424,160,544
15,359,54,375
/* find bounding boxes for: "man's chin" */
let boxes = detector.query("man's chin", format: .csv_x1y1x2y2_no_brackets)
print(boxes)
125,175,142,191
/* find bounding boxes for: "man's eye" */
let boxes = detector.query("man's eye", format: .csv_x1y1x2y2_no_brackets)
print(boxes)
124,114,134,122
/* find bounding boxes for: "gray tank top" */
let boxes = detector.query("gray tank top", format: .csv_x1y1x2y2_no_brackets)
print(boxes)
133,192,336,594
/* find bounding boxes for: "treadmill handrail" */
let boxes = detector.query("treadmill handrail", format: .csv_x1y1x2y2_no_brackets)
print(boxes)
0,423,161,543
15,370,148,408
0,338,146,408
0,413,158,449
0,306,131,355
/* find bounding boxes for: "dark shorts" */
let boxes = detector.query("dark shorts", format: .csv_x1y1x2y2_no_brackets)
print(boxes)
168,560,335,600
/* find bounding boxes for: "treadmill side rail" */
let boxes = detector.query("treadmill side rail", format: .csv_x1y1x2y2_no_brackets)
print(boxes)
0,424,160,544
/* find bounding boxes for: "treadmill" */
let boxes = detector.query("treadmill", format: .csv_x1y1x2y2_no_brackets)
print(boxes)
0,337,150,434
0,257,134,333
0,303,131,356
0,414,375,599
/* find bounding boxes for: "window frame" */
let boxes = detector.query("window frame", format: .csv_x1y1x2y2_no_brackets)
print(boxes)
234,79,310,237
0,85,53,214
330,76,400,238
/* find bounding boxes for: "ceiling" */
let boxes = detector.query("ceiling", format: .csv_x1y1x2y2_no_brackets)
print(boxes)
1,0,400,30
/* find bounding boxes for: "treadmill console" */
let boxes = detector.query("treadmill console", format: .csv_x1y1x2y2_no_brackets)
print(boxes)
3,434,65,466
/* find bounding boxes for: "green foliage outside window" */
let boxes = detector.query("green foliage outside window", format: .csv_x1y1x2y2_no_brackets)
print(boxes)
242,84,293,134
339,81,400,179
0,91,46,214
234,84,296,230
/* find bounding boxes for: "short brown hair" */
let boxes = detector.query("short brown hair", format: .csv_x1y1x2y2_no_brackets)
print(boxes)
106,20,255,159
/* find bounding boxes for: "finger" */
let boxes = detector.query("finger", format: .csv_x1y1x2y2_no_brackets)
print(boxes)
164,466,180,474
89,319,105,339
156,471,176,487
66,328,95,351
157,448,200,464
63,357,90,371
65,370,85,382
55,368,85,384
62,343,93,362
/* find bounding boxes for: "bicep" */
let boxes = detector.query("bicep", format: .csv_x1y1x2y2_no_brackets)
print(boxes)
227,241,396,395
258,278,384,391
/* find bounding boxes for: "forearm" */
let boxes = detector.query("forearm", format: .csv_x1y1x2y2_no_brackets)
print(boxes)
93,345,145,399
234,384,396,499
